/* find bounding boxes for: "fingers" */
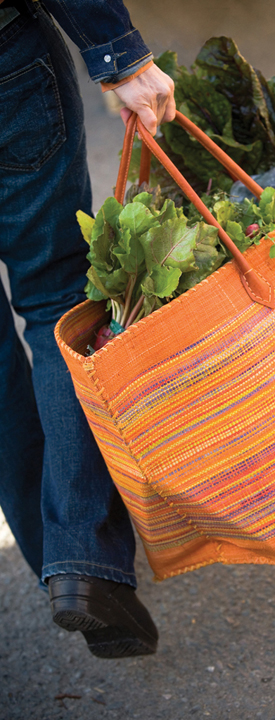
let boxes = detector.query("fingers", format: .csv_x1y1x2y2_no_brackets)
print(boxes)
120,93,175,136
120,107,132,127
120,104,157,139
136,106,158,136
114,64,176,136
161,93,176,124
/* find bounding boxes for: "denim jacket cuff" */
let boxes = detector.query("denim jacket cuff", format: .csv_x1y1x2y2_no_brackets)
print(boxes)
80,28,153,83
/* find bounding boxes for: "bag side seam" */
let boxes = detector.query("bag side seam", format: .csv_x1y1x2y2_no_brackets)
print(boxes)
86,364,214,547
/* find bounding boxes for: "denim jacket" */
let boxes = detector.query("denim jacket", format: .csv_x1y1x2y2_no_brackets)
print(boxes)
37,0,153,83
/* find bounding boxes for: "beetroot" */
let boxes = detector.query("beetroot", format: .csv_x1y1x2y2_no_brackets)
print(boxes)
245,223,260,237
93,325,115,351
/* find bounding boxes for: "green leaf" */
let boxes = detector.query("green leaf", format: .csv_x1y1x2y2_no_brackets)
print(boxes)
163,118,233,192
156,198,181,224
269,244,275,258
193,37,275,168
86,267,110,297
153,37,275,197
103,268,128,296
259,187,275,222
176,69,232,135
213,200,236,227
86,197,124,283
141,265,182,298
239,198,261,230
132,188,160,215
119,201,160,241
112,227,145,275
126,184,165,211
84,279,106,301
177,248,225,291
195,222,219,246
254,69,275,137
160,63,238,191
92,197,123,242
140,218,198,272
132,192,156,210
88,220,117,272
154,51,180,81
76,210,95,244
132,193,180,225
143,295,164,316
259,186,275,206
177,223,225,290
86,265,127,298
267,76,275,103
225,220,252,252
194,224,224,267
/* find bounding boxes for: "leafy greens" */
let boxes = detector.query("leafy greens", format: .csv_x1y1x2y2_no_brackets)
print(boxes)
76,36,275,350
77,185,275,349
128,39,275,197
77,191,226,331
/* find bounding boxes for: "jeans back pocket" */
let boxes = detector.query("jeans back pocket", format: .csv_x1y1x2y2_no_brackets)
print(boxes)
0,54,66,172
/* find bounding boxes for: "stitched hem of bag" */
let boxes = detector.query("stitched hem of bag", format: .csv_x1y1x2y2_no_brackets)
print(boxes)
153,558,218,581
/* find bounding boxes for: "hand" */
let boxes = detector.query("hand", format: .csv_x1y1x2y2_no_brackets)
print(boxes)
114,63,176,136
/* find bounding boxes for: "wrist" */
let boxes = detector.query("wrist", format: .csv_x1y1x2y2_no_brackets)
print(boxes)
101,60,154,93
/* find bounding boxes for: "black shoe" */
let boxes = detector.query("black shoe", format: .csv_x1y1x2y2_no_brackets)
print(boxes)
48,574,158,659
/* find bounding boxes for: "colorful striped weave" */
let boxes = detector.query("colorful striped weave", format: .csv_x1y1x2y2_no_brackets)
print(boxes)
55,237,275,580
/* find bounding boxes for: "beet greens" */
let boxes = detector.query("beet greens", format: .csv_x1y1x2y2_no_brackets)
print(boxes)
77,191,226,344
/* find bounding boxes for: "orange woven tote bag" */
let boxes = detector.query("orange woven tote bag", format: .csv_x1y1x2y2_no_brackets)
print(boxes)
55,112,275,581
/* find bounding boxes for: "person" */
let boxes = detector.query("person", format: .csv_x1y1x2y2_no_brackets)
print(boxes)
0,0,175,658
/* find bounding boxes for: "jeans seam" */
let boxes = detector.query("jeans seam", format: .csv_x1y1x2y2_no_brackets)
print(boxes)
42,560,136,576
0,136,65,172
0,59,44,85
0,54,66,172
46,53,66,144
87,51,152,81
121,52,152,71
48,0,93,48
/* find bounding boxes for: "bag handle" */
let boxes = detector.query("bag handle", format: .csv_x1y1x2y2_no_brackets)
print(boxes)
115,111,275,309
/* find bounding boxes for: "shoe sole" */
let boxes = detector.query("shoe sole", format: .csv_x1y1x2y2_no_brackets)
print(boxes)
53,608,106,632
83,624,156,659
86,636,155,659
52,603,156,658
49,577,158,658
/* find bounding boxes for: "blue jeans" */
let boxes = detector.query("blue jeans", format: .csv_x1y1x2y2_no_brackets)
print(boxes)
0,2,136,587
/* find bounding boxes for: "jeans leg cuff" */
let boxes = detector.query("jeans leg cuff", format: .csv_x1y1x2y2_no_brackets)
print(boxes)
41,561,137,589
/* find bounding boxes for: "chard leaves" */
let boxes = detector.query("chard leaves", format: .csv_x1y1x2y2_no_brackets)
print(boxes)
152,38,275,193
78,192,226,320
139,218,197,272
112,227,145,275
259,186,275,222
141,265,182,298
194,37,275,153
76,210,95,244
86,264,128,298
78,184,275,329
119,201,159,237
176,223,224,291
